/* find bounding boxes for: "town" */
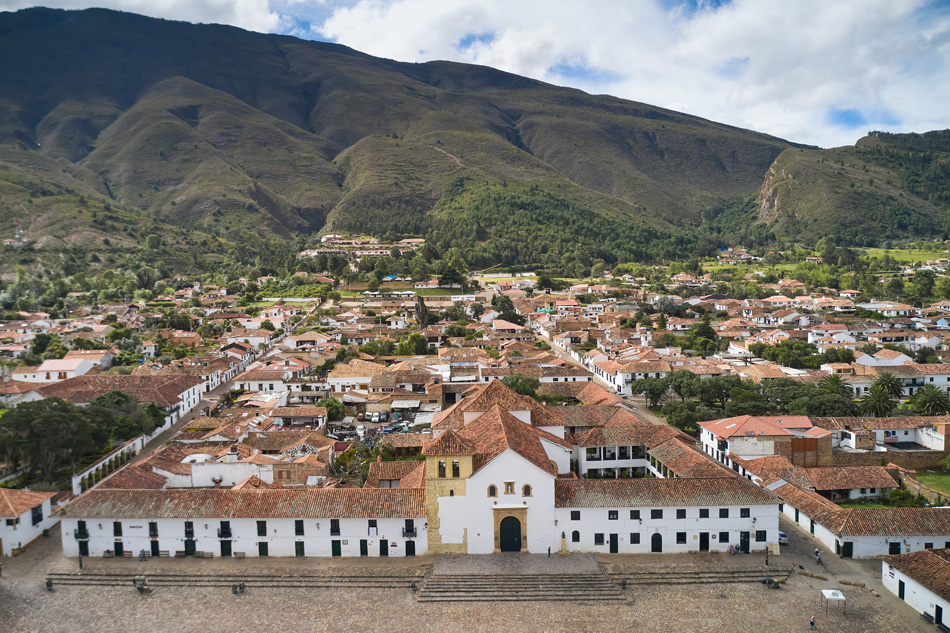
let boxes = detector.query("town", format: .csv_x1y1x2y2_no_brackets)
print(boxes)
1,238,949,628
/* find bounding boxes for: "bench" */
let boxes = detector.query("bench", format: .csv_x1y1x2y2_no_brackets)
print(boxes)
922,612,935,624
234,552,246,559
121,551,132,557
103,551,115,557
158,551,170,558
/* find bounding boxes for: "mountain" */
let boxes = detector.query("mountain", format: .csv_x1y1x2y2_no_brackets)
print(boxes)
0,7,944,271
0,9,801,252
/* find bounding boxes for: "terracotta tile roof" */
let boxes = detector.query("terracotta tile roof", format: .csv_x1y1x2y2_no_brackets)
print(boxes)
812,416,950,431
839,508,950,537
0,488,55,517
96,465,167,490
231,475,283,490
422,429,477,455
269,406,328,419
647,439,734,478
460,405,558,476
573,424,671,448
800,467,897,491
700,415,814,439
59,488,427,519
243,431,332,453
881,548,950,602
364,461,426,489
377,434,430,448
554,477,777,508
36,374,204,407
772,484,847,531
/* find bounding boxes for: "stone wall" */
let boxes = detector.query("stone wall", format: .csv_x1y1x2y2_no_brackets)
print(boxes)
893,470,950,506
831,449,950,471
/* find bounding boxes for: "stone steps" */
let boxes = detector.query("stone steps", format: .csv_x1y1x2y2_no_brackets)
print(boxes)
416,573,624,602
44,571,424,590
607,565,793,586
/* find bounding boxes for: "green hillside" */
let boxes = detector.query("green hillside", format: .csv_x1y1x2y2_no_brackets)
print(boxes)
0,7,945,271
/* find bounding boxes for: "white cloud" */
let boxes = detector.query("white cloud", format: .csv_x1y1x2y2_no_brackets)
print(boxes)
4,0,948,147
0,0,283,32
311,0,950,148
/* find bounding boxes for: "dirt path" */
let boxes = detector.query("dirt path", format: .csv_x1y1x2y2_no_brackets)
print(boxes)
430,145,464,168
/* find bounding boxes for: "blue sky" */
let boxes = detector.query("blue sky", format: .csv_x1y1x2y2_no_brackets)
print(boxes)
3,0,949,147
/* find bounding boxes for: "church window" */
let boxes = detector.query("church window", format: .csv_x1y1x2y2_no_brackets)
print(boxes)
438,461,446,478
572,531,580,543
504,482,515,494
488,485,497,497
452,460,460,478
522,485,532,497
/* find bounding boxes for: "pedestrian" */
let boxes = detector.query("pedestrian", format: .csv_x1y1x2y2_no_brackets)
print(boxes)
547,546,551,558
765,549,769,566
815,549,822,565
810,615,817,629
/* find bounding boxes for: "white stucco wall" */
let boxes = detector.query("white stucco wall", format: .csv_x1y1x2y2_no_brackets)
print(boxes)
61,516,426,558
1,498,59,556
882,561,950,623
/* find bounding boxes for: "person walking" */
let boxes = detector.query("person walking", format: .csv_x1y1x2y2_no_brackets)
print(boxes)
810,615,817,629
815,549,822,565
765,549,769,566
547,546,551,558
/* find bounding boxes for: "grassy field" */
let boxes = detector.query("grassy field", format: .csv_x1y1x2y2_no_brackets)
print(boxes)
913,471,950,495
836,500,888,509
863,247,948,262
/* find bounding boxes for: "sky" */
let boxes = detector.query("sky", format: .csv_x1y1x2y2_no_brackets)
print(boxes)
3,0,950,148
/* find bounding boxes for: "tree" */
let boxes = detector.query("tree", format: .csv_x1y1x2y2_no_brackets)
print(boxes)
913,269,936,298
396,333,429,356
30,332,51,355
631,376,670,408
819,374,853,399
259,320,276,332
501,374,541,399
42,338,68,360
439,265,464,288
667,370,700,402
872,372,904,400
860,385,896,417
470,302,484,320
317,397,345,422
910,384,950,415
415,295,431,327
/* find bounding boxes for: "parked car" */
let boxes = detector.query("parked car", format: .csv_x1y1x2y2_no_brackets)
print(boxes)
778,531,789,545
370,412,380,423
355,425,365,439
379,411,389,422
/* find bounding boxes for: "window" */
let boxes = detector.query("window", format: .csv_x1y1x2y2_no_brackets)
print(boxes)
719,509,729,519
504,482,515,494
608,510,618,520
148,522,158,538
257,520,267,537
330,519,340,536
488,485,497,498
740,508,750,518
719,532,729,543
438,461,446,478
651,509,663,520
630,533,640,545
630,510,640,520
571,511,581,521
756,530,766,542
295,520,304,536
572,531,580,543
676,532,687,544
452,460,460,478
31,505,43,526
184,521,194,538
699,509,709,519
676,509,686,520
113,521,123,537
925,543,933,550
523,484,532,497
594,533,605,545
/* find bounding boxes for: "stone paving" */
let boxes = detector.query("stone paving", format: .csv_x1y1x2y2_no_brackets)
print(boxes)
0,519,935,632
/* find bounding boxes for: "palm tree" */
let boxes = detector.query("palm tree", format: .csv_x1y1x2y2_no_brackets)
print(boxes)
873,372,905,400
860,385,896,418
820,374,853,399
910,384,950,416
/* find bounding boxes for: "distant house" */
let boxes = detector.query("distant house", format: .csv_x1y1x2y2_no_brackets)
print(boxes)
0,488,59,556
